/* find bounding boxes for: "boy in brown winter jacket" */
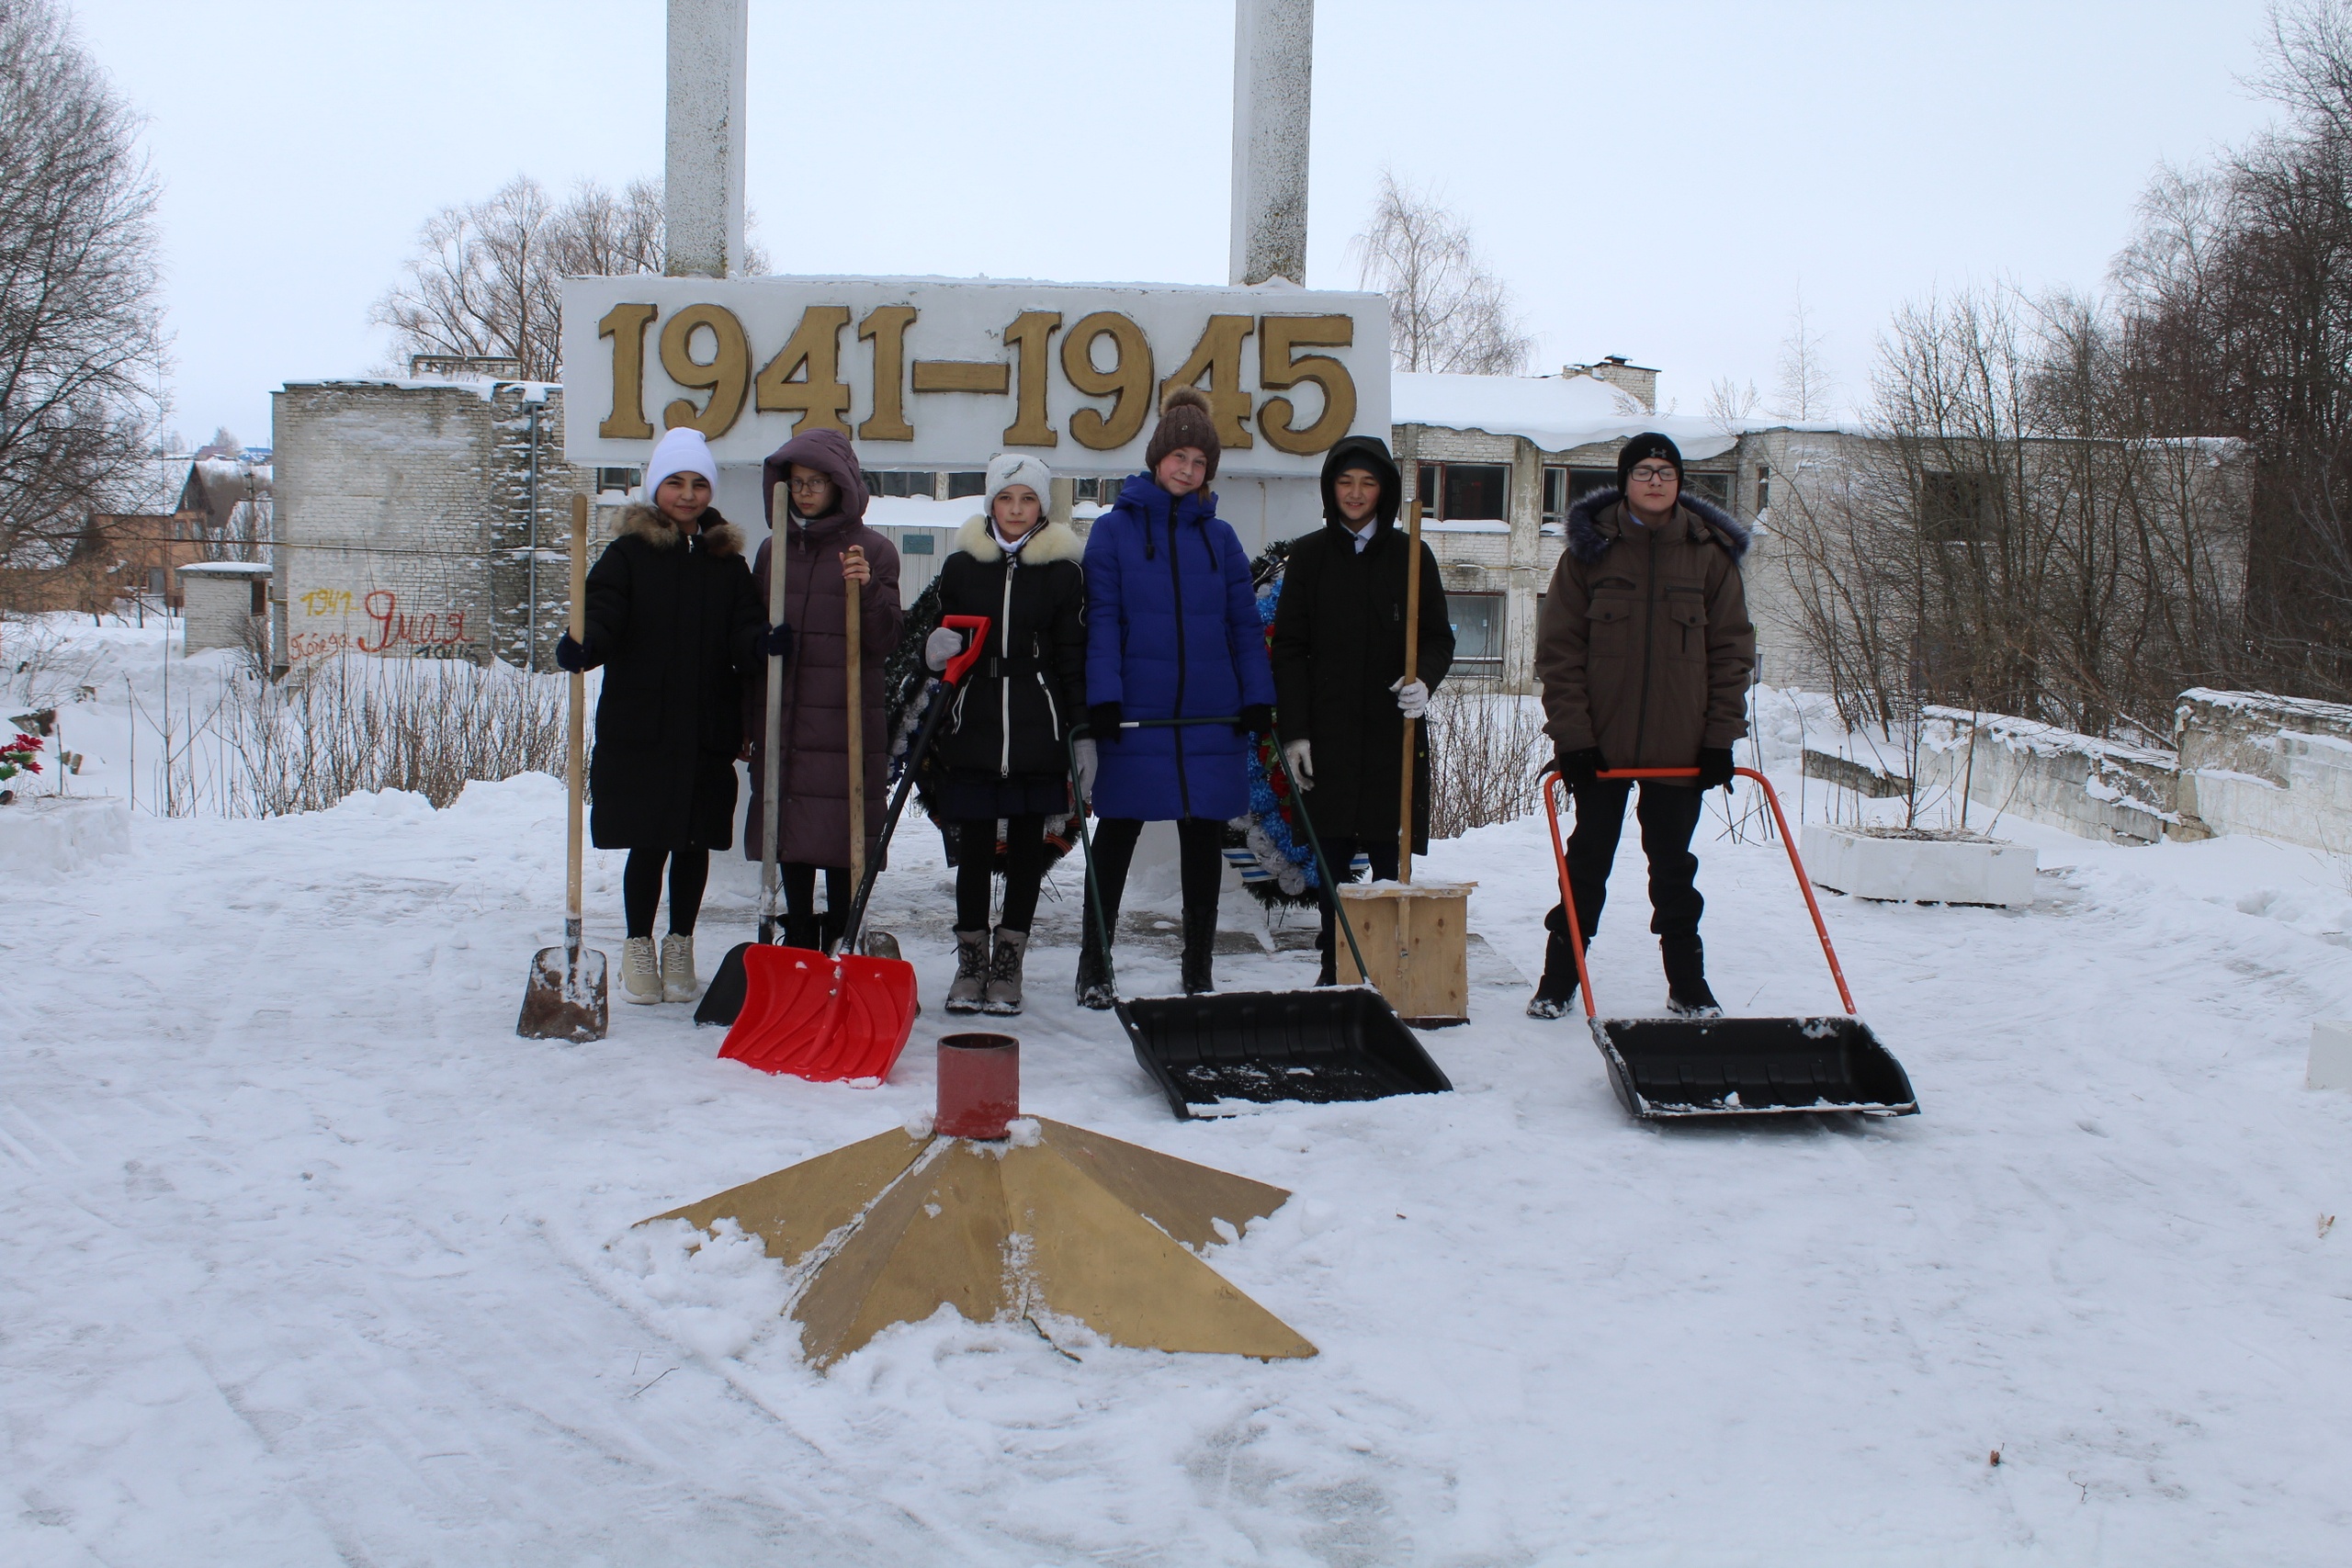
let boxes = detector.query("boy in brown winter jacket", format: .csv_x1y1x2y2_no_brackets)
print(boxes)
1531,433,1755,1018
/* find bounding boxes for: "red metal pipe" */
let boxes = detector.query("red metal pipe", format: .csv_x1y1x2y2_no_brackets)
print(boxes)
1540,766,1858,1017
936,1032,1020,1139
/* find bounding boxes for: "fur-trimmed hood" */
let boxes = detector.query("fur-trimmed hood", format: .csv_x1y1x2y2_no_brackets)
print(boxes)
620,502,745,558
1564,487,1749,565
953,513,1083,565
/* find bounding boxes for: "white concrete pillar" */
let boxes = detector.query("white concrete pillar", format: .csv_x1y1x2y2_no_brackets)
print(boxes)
1228,0,1313,288
665,0,748,278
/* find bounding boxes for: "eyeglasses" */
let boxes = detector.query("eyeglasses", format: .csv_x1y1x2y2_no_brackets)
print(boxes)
1628,465,1679,484
786,476,833,494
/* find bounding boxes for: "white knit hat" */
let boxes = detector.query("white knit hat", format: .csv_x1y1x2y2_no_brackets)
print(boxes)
643,427,717,499
984,452,1054,516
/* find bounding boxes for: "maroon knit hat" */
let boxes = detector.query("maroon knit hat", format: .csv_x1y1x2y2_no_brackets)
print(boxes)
1145,385,1220,481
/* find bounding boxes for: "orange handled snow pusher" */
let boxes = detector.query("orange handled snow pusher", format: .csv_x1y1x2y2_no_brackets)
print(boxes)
1543,765,1919,1120
708,615,991,1082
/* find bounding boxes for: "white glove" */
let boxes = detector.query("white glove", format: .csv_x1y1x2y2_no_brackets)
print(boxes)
1283,738,1314,789
1071,737,1099,806
924,625,967,672
1391,677,1430,719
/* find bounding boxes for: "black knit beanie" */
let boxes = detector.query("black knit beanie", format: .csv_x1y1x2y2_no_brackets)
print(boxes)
1616,432,1683,492
1146,385,1221,481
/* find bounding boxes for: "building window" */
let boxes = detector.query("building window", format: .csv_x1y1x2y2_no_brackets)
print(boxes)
863,470,938,499
947,471,988,499
595,467,640,494
250,581,268,615
1757,464,1770,512
1449,592,1507,673
1542,467,1567,526
1685,470,1733,506
147,567,166,593
899,532,935,555
1568,467,1616,502
1073,476,1113,502
1414,462,1509,521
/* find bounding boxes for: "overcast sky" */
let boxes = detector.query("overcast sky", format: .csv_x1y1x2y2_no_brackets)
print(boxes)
74,0,2288,450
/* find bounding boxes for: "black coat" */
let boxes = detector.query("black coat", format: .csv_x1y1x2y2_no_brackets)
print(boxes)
931,514,1088,779
576,503,765,851
1270,435,1455,850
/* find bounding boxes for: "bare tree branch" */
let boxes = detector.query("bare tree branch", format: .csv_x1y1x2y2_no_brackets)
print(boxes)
1350,170,1533,376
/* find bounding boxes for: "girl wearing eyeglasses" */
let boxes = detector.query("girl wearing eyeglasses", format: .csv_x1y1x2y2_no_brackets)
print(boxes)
746,428,904,951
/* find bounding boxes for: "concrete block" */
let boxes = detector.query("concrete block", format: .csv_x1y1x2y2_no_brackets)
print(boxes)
1800,824,2037,909
2310,1021,2352,1091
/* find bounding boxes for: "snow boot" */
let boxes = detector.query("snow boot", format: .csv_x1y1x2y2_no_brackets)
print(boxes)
783,916,821,952
660,933,698,1003
982,926,1027,1015
1180,907,1216,996
1662,932,1722,1018
946,929,989,1014
1528,906,1582,1020
1076,888,1121,1010
621,936,662,1005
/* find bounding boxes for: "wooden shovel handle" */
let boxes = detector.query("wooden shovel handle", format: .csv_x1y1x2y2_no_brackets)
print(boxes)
845,570,865,913
567,493,588,925
1396,498,1423,884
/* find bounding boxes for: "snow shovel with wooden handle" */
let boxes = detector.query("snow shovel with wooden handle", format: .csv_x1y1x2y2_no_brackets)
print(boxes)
1544,765,1918,1119
694,485,795,1027
517,492,608,1042
715,580,983,1083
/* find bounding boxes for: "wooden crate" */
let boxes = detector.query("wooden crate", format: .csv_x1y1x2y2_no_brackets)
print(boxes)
1336,881,1476,1026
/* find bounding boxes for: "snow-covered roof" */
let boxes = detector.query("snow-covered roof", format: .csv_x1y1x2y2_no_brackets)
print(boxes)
1392,371,1744,461
176,559,274,577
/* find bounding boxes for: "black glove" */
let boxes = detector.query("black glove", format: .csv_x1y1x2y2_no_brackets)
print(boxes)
756,622,792,659
1238,703,1274,737
554,632,592,672
1088,702,1125,742
1696,747,1736,792
1557,747,1606,789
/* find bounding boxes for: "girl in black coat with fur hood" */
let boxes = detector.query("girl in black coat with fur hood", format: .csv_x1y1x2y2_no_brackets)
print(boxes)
922,453,1088,1015
558,427,773,1009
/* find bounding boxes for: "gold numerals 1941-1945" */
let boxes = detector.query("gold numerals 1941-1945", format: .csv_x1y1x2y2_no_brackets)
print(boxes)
594,303,1359,457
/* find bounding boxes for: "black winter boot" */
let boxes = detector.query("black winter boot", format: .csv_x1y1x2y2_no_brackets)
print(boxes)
1180,907,1217,996
1076,893,1120,1010
1528,904,1583,1020
783,916,821,952
1661,931,1721,1018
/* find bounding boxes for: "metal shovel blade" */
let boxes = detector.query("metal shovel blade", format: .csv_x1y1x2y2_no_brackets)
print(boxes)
1588,1013,1918,1120
516,944,608,1043
718,944,920,1082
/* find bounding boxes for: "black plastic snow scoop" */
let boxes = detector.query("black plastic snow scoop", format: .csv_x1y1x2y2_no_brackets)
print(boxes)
1544,766,1918,1121
1072,719,1453,1121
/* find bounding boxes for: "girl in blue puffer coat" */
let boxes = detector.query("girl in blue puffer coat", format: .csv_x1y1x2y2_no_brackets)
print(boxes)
1077,385,1277,1005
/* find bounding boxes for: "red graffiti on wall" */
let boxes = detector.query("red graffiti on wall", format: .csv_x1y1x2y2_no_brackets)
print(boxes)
356,591,467,655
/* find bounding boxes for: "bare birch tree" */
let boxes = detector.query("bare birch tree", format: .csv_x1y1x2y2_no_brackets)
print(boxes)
1351,170,1534,375
0,0,164,580
375,176,709,381
1772,291,1839,420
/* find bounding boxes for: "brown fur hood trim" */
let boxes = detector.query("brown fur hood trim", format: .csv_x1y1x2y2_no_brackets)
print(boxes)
954,513,1083,565
621,502,744,558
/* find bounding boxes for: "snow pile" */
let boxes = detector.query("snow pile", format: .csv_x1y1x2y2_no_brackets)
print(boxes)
1393,369,1741,457
0,794,129,881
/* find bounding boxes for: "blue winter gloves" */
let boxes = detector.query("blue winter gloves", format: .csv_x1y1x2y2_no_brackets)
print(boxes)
1696,747,1736,792
1088,702,1124,741
1238,703,1274,737
554,632,592,672
1557,747,1606,788
756,623,792,659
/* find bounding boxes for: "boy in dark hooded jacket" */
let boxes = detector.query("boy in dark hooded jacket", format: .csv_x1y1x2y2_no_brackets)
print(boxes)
1270,436,1453,984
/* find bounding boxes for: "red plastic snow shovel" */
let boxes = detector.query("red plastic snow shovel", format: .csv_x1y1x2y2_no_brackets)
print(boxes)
716,612,990,1080
1543,765,1918,1120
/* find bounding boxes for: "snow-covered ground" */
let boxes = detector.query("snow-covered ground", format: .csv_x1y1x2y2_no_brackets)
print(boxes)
6,624,2352,1563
